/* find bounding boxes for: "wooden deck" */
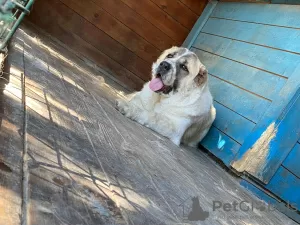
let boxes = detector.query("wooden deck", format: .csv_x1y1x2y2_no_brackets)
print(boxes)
0,23,298,225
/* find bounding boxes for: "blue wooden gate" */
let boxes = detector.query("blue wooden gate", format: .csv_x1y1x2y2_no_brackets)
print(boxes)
183,1,300,222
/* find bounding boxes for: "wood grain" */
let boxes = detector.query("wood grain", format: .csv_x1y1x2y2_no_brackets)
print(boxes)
179,0,208,15
202,18,300,54
283,143,300,178
194,32,300,78
220,0,270,2
25,21,144,90
201,126,241,166
209,75,271,123
193,48,286,100
28,0,151,84
0,34,24,225
213,102,255,144
8,23,297,224
212,2,300,27
90,0,177,50
150,0,198,29
121,0,189,43
266,167,300,210
60,0,161,63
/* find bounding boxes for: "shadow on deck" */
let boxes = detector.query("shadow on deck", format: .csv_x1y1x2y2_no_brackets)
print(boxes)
0,22,297,225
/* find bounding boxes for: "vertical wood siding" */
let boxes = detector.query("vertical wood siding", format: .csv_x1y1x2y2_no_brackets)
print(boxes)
27,0,208,90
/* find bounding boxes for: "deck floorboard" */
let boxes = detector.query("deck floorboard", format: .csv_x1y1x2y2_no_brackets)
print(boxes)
0,22,298,225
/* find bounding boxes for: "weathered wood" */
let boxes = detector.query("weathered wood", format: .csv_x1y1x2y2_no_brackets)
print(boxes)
206,72,271,123
283,143,300,179
213,102,255,144
202,18,300,54
266,167,300,210
194,33,300,78
0,34,24,225
232,64,300,183
4,23,297,225
193,48,286,100
272,0,300,3
232,87,300,183
214,2,300,24
201,126,241,166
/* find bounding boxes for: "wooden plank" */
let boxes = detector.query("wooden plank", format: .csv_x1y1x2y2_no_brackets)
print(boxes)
212,2,300,27
192,48,286,100
283,143,300,178
209,76,271,123
7,23,299,225
201,126,241,166
266,166,300,211
25,20,144,90
88,0,177,50
232,87,300,183
220,0,270,2
28,0,151,83
182,0,218,48
0,35,24,225
213,102,256,144
60,0,161,63
272,0,300,5
231,59,300,180
121,0,189,43
202,18,300,54
241,179,300,224
193,32,300,78
150,0,199,29
179,0,208,16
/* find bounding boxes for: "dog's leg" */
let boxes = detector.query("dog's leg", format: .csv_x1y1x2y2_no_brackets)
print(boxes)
149,114,191,146
116,82,159,116
140,112,191,146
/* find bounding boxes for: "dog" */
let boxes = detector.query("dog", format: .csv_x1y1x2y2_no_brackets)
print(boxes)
116,46,216,147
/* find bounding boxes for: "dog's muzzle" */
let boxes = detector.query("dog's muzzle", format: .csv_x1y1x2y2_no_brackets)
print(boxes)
157,61,171,77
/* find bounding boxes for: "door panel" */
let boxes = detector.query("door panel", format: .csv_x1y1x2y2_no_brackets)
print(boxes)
232,87,300,183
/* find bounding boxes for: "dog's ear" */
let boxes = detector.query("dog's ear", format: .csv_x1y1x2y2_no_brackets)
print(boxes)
194,66,208,86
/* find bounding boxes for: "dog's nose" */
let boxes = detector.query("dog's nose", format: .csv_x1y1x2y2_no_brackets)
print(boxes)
159,61,171,71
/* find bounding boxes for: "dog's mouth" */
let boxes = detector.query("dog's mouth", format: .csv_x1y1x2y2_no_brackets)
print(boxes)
149,74,173,94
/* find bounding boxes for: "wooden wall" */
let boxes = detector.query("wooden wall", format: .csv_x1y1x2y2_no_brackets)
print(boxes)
27,0,207,90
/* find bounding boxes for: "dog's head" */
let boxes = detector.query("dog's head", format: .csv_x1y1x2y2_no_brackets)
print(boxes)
151,46,208,95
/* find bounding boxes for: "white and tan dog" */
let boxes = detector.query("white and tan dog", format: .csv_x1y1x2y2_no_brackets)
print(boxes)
116,47,216,147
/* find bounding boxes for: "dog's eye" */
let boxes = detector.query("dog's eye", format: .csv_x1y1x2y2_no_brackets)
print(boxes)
180,64,189,72
166,54,173,58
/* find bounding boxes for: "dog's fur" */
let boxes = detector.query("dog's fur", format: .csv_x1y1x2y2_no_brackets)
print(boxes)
116,47,216,147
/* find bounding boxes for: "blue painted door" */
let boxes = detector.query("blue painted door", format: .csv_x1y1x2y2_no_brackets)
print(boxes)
183,0,300,213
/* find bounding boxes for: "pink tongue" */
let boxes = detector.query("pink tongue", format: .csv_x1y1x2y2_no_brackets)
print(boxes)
149,78,164,91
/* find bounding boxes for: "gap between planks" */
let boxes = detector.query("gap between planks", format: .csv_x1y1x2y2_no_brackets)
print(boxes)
201,31,300,57
194,47,289,79
210,16,300,31
209,73,272,102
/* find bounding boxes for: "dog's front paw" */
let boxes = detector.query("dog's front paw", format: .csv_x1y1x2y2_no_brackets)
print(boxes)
115,99,128,115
